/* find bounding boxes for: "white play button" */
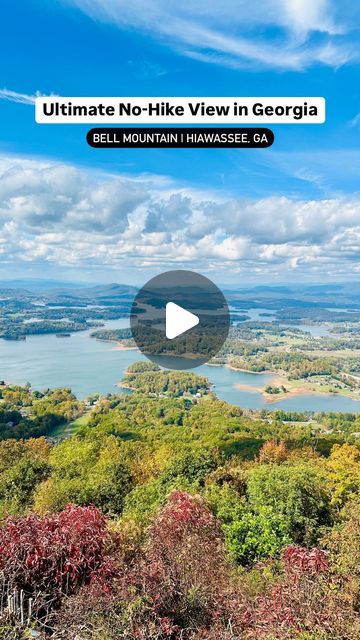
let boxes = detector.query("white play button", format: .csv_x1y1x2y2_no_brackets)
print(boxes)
166,302,199,340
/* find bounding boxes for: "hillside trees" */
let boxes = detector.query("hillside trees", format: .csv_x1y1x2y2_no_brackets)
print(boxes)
34,435,133,515
247,461,332,545
0,438,51,516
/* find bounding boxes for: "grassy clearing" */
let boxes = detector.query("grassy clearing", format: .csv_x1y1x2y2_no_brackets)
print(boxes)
48,412,91,439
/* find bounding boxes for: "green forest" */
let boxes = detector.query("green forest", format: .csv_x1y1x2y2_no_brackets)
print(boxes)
0,366,360,639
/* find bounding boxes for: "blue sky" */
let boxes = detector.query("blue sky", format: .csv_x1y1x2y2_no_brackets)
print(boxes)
0,0,359,284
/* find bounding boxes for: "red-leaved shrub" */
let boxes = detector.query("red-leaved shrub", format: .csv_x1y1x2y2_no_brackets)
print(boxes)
0,504,111,622
54,491,251,639
120,491,250,637
251,545,359,638
283,544,328,576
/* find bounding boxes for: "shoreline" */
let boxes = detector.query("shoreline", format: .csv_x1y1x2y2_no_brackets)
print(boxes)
234,380,360,404
78,337,360,405
118,381,134,390
226,364,275,375
113,343,138,351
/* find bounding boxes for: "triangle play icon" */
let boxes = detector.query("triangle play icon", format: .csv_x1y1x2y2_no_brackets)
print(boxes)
165,302,199,340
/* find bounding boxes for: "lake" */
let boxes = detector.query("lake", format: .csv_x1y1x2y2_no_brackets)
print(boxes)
243,308,332,337
1,319,360,413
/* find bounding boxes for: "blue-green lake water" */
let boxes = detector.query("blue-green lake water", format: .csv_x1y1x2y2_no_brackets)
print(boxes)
0,319,359,412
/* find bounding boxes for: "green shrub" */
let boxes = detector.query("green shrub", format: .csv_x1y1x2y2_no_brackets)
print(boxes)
223,506,291,565
247,462,332,545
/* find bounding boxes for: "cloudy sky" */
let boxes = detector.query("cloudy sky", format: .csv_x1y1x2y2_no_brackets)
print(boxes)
0,0,359,285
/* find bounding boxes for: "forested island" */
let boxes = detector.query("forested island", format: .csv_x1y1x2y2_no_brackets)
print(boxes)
0,367,360,638
0,282,134,340
120,361,210,396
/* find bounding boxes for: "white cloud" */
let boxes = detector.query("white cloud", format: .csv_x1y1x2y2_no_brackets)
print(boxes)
0,89,44,105
0,154,359,280
64,0,358,70
349,113,360,127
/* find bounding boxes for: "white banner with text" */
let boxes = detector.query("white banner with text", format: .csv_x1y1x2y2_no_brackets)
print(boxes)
35,97,325,124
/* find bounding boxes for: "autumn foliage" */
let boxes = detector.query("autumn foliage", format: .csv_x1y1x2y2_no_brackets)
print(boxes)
44,492,359,639
0,504,110,620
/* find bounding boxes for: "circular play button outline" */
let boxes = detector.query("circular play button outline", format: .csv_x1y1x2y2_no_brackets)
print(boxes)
130,270,230,370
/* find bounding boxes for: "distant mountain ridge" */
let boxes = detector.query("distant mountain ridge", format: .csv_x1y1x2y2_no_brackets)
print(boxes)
1,280,360,308
0,279,90,291
0,281,137,300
